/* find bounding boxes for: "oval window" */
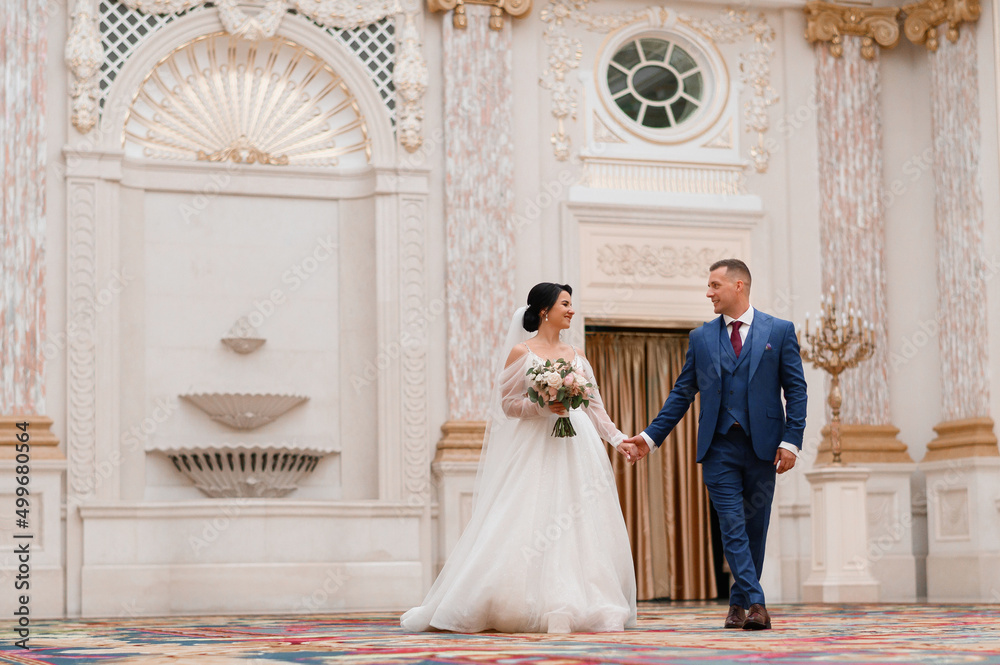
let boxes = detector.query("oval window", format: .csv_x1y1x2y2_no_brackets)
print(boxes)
606,37,709,130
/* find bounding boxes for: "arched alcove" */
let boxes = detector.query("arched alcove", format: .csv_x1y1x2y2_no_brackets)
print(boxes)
98,10,397,165
64,9,432,616
122,33,373,168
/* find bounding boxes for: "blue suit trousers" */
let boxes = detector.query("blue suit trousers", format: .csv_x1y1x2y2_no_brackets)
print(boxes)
701,426,776,608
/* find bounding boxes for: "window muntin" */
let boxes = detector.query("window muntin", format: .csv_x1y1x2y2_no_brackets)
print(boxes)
606,37,707,130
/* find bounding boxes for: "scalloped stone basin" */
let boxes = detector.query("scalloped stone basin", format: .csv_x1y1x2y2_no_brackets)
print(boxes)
153,443,328,498
180,393,309,430
220,336,266,354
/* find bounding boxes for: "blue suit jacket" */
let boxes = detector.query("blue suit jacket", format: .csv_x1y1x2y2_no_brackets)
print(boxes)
645,309,808,462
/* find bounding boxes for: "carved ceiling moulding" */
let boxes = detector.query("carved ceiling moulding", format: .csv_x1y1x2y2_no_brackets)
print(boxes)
65,0,428,153
427,0,531,31
538,2,778,172
902,0,980,52
804,1,901,60
597,244,729,281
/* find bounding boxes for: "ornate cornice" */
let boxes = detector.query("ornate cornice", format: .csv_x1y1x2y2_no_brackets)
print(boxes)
428,0,531,30
903,0,980,51
116,0,401,30
805,1,902,60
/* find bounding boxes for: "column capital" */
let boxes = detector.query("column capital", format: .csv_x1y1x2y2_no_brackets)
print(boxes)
428,0,531,30
903,0,980,51
805,1,901,60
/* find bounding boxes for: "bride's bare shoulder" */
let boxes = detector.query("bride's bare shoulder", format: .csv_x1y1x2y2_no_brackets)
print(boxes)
505,343,530,368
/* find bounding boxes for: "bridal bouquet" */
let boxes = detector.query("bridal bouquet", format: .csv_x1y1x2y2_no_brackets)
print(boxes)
526,359,594,437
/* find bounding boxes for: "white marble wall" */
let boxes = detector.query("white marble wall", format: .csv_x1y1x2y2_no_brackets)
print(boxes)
14,0,1000,615
47,3,434,616
138,191,349,500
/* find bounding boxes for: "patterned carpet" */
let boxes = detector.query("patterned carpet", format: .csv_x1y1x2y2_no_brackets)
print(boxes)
3,603,999,664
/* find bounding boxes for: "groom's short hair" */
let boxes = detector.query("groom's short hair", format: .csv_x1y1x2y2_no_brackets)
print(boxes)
710,258,752,292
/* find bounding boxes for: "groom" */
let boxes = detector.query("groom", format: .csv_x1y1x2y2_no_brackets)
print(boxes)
622,259,807,630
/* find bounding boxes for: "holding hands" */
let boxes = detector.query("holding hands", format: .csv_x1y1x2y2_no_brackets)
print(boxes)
615,434,650,465
616,434,797,472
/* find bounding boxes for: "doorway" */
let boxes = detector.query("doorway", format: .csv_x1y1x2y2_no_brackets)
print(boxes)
586,326,723,600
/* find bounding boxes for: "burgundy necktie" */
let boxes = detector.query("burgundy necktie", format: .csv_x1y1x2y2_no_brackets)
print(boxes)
730,321,743,358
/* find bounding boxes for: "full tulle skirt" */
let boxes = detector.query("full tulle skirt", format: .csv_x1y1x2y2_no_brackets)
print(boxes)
400,409,637,633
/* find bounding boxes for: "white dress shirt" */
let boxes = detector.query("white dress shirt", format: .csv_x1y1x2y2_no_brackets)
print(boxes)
640,305,799,458
724,306,754,347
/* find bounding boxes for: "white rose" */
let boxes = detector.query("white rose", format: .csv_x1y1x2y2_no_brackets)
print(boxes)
545,372,563,387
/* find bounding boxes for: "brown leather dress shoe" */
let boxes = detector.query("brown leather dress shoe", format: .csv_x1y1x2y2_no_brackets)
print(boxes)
743,603,771,630
724,605,746,629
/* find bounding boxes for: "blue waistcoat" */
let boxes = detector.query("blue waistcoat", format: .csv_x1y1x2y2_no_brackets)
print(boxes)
716,322,752,435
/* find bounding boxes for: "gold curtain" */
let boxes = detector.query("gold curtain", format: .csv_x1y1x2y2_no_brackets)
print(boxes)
586,330,717,600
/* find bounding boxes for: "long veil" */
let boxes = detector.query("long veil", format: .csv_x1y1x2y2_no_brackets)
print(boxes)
472,306,533,513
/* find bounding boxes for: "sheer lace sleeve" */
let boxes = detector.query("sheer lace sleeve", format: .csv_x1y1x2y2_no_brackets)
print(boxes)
579,354,625,446
500,352,546,419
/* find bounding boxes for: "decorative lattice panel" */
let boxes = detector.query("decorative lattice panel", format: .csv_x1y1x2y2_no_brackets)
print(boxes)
310,13,396,122
97,2,396,124
98,0,205,110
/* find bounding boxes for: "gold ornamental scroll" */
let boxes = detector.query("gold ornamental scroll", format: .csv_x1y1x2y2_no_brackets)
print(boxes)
428,0,531,30
903,0,981,51
805,1,901,60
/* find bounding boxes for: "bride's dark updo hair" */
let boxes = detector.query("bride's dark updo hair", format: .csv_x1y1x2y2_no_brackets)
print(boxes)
523,282,572,332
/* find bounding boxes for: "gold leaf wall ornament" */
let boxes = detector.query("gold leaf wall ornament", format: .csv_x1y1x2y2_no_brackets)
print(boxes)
215,0,286,40
65,1,103,133
122,33,372,168
289,0,402,28
804,1,901,60
538,2,777,171
395,11,429,152
538,11,584,161
117,0,205,11
682,9,779,174
596,244,727,279
428,0,532,30
902,0,980,51
196,137,290,165
537,0,648,160
115,0,404,30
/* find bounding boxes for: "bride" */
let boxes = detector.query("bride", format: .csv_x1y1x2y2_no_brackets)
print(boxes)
400,283,637,633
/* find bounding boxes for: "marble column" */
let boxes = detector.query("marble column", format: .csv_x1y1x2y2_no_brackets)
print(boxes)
905,1,997,461
1,0,49,418
0,0,65,617
441,3,516,426
808,3,911,465
430,3,518,564
904,0,1000,601
805,2,915,601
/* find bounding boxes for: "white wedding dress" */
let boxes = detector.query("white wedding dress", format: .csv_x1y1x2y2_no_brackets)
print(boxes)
400,344,637,634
